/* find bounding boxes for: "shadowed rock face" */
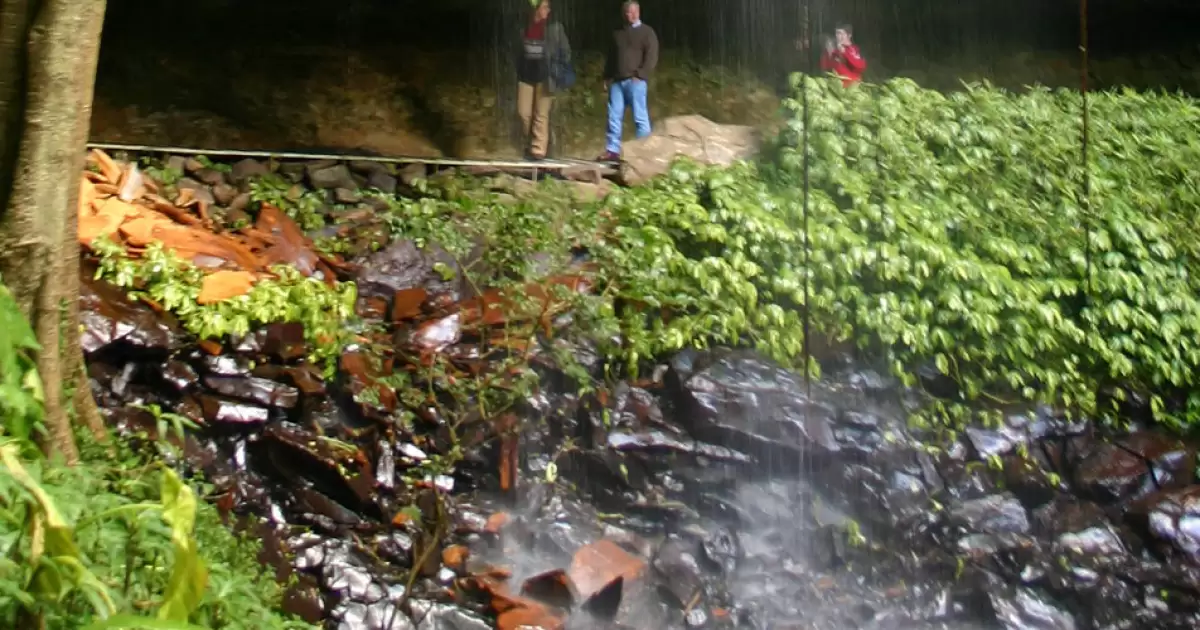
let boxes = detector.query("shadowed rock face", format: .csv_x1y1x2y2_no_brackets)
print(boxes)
671,348,841,462
80,269,183,355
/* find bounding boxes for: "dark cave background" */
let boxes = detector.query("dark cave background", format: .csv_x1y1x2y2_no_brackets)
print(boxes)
92,0,1200,158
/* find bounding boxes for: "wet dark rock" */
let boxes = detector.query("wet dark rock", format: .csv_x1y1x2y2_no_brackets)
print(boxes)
670,350,839,461
700,527,741,576
309,164,358,190
965,424,1028,458
203,375,300,408
408,313,462,353
212,182,239,206
197,353,251,376
164,155,187,174
1027,408,1089,440
197,394,270,424
277,162,307,183
1002,450,1061,509
605,431,753,465
339,351,398,420
917,451,945,493
937,456,1002,501
1074,433,1195,503
159,359,200,393
297,486,367,528
111,362,137,398
231,158,270,184
556,449,647,510
87,361,121,404
519,569,575,610
323,559,387,603
194,167,227,186
398,163,427,187
333,599,413,630
264,422,375,510
1054,524,1129,558
1027,498,1134,564
1126,486,1200,565
229,192,252,212
409,600,490,630
831,461,932,532
367,171,398,194
347,160,387,176
177,177,216,205
375,531,415,565
611,384,665,429
80,272,181,354
233,322,307,362
252,363,327,396
950,493,1031,536
909,362,957,400
299,396,349,435
986,582,1077,630
1122,432,1196,490
334,187,363,204
174,396,207,426
652,536,712,608
358,295,391,320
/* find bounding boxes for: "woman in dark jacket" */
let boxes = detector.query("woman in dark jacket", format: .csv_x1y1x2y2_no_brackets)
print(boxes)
516,0,572,160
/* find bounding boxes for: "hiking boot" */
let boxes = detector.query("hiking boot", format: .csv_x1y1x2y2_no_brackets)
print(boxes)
596,151,620,163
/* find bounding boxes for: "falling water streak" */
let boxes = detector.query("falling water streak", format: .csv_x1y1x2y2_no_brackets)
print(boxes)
1079,0,1092,298
799,0,816,558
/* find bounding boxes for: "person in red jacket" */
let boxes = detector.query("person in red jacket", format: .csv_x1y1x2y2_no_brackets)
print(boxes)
820,24,866,86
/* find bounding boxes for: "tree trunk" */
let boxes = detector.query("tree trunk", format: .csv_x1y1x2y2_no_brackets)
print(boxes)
0,0,109,464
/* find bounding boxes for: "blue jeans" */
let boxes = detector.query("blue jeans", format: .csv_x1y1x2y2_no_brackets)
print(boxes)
606,78,651,154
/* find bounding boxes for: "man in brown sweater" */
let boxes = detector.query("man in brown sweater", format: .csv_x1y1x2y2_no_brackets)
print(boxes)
598,1,659,162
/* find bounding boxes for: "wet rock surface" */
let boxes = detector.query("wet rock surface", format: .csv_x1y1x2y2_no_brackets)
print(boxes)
80,152,1200,630
84,277,1200,629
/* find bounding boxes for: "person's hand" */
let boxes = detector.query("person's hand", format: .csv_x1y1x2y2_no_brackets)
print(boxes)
603,80,611,92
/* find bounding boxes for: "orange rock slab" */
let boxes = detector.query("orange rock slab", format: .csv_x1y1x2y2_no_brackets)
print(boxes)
567,539,645,601
197,270,257,304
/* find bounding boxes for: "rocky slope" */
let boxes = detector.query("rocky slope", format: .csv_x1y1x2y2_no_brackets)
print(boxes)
78,147,1200,630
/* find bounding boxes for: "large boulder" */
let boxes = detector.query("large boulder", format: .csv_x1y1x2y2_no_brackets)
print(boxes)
668,349,839,462
619,115,760,186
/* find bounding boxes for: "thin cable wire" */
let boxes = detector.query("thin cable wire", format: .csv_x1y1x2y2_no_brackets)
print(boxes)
801,0,813,423
1080,0,1092,296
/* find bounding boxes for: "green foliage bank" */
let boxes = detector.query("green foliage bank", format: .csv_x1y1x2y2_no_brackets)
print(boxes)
106,74,1200,440
777,75,1200,429
592,74,1200,431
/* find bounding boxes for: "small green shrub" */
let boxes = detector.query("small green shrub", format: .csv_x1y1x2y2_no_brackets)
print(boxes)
0,438,314,629
90,236,357,374
0,276,313,629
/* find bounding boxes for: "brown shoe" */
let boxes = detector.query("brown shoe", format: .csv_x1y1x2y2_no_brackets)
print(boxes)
596,151,620,162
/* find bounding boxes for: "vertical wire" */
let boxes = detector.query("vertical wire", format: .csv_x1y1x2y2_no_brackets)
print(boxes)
1080,0,1092,297
801,0,814,433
